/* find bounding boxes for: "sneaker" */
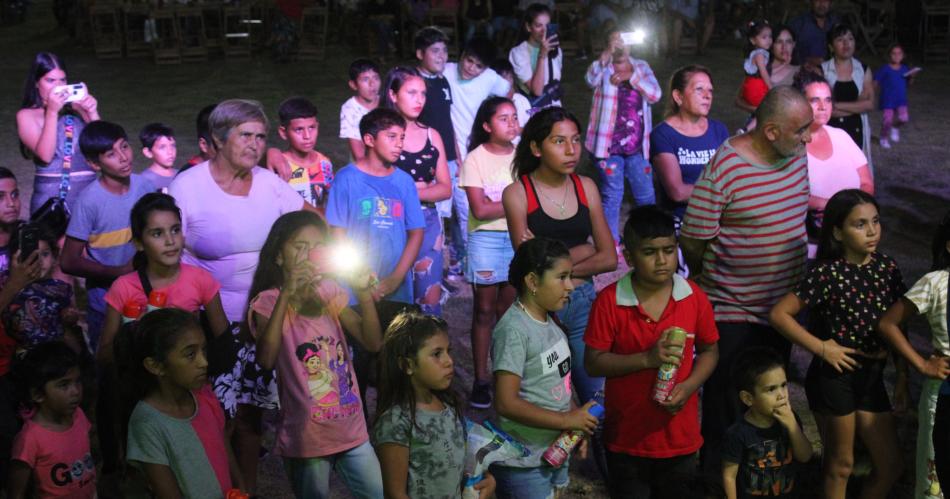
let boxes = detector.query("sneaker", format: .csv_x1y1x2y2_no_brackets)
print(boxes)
879,138,891,149
890,127,900,143
470,382,492,409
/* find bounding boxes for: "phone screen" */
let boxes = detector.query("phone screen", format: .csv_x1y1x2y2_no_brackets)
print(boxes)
547,23,559,38
18,224,39,263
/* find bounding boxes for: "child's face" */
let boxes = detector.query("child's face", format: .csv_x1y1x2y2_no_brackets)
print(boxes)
34,366,82,418
306,355,322,374
154,326,208,391
144,136,177,169
833,202,881,261
278,224,326,274
888,46,904,65
527,256,574,312
365,125,406,164
534,120,581,176
750,27,772,50
36,239,55,279
624,235,678,286
0,178,21,226
279,117,319,155
92,138,134,181
36,68,67,104
350,70,381,104
136,210,183,269
459,54,487,81
417,42,448,75
742,366,789,419
409,332,454,392
390,76,427,120
484,103,519,143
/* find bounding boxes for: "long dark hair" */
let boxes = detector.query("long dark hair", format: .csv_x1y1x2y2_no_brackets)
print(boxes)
512,106,581,178
508,237,571,297
374,310,461,430
816,189,880,262
130,193,182,270
518,3,552,44
468,96,515,152
21,52,65,110
767,24,796,74
932,211,950,271
246,211,328,311
380,66,422,111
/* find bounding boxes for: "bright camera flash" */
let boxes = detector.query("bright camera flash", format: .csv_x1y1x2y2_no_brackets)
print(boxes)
329,242,361,273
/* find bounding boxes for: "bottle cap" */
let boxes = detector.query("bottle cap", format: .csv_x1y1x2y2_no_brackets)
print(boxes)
588,402,605,419
148,290,167,308
122,302,143,319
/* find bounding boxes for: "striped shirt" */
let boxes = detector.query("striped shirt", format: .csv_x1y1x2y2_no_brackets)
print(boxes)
904,270,950,356
681,139,809,324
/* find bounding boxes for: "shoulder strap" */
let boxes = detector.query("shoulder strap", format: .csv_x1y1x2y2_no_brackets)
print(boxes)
570,174,589,207
137,267,153,299
548,51,556,82
521,174,540,213
59,115,75,200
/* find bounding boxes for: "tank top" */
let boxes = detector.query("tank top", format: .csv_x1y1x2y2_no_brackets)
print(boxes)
522,174,592,249
830,80,863,149
394,128,439,185
33,113,94,177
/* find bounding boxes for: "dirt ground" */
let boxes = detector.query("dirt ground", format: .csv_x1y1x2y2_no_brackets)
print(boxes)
1,3,949,498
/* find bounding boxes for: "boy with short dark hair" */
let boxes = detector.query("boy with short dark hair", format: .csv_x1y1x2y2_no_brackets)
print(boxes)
585,205,720,498
444,36,510,161
265,97,334,211
722,348,813,499
178,103,216,174
489,58,531,134
61,120,154,350
138,122,178,192
339,59,381,161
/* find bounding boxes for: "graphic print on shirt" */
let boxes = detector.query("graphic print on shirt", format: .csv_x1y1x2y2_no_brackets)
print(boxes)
741,437,795,496
294,336,360,421
288,160,334,206
676,146,717,166
358,196,404,230
50,453,96,489
540,339,572,401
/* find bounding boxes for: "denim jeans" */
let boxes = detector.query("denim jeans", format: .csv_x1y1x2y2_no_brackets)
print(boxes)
491,464,569,499
413,207,444,315
555,281,603,404
595,154,655,242
283,440,383,499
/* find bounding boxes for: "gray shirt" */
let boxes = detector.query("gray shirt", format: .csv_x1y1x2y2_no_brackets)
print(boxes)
491,303,572,468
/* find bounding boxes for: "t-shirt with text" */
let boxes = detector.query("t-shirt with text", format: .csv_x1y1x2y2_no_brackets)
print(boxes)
650,120,729,221
11,408,96,498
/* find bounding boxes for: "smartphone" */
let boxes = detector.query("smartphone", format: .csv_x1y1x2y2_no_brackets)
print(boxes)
18,223,40,263
546,23,559,39
52,82,87,103
621,30,647,45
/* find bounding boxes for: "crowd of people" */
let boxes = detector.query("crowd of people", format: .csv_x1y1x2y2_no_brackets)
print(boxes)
0,1,943,499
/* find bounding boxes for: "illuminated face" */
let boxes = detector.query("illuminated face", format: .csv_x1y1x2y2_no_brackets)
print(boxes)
831,30,855,59
36,67,67,104
459,54,487,81
417,42,448,75
220,121,267,171
351,70,381,104
36,239,56,279
390,76,427,120
35,366,83,418
624,235,678,287
743,366,789,417
92,138,134,181
769,102,813,158
833,202,881,261
534,120,582,176
804,82,833,127
155,326,209,391
366,125,406,164
750,26,773,50
676,72,714,118
485,103,519,143
146,136,177,169
526,12,551,44
136,210,184,270
409,332,454,392
527,257,574,312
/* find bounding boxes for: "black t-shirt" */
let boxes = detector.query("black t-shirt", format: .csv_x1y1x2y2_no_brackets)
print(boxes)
722,417,799,498
419,74,457,162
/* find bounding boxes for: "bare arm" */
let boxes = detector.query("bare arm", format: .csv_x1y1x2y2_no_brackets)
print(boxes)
832,76,875,116
204,293,230,338
60,236,132,280
754,53,772,89
347,138,367,161
339,288,382,353
466,186,505,221
569,177,617,278
140,462,183,499
857,165,873,195
679,236,708,276
265,147,291,181
878,298,950,379
584,331,687,377
375,228,423,301
252,291,291,371
502,182,529,249
769,292,860,373
494,371,598,433
16,96,65,163
376,443,412,499
653,153,694,203
97,305,123,364
722,461,739,499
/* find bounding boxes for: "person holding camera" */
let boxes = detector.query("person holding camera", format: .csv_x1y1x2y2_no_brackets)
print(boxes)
509,3,563,109
16,52,100,216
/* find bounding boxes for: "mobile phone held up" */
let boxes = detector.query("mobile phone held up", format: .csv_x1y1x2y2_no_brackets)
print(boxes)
52,82,88,103
546,23,560,56
18,223,40,263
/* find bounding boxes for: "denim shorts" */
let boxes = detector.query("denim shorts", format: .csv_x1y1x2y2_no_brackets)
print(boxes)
465,230,514,285
491,464,569,499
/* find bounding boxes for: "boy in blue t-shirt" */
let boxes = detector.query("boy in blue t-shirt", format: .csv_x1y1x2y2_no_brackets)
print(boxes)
61,120,155,352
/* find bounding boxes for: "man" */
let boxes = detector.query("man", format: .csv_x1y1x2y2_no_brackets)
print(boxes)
679,86,813,489
788,0,841,70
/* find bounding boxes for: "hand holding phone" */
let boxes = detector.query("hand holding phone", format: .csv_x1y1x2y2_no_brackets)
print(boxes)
52,82,88,104
17,223,40,263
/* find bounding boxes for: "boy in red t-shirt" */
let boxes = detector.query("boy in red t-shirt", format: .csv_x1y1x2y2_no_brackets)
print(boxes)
585,205,719,498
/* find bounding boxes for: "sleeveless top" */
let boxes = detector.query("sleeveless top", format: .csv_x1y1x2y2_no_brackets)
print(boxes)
394,128,439,185
830,80,864,149
33,113,94,177
522,174,592,249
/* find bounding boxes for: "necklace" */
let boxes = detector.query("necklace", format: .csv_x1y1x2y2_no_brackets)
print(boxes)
532,175,570,216
516,300,549,325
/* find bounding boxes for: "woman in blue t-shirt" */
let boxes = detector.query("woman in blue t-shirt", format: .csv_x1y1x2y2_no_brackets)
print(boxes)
650,65,729,223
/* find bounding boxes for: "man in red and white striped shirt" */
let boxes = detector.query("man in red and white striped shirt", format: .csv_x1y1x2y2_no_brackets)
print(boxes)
679,86,814,487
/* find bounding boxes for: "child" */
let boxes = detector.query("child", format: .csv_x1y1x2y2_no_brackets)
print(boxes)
178,104,217,173
0,167,23,276
585,206,720,497
878,211,950,497
60,120,155,352
769,189,905,499
139,122,178,193
99,192,228,363
459,96,519,408
585,29,663,244
248,210,384,498
266,97,334,210
489,59,531,137
118,308,243,498
740,20,773,110
373,310,495,498
873,43,915,149
7,341,95,498
490,237,599,499
2,225,79,353
722,347,813,499
340,59,381,162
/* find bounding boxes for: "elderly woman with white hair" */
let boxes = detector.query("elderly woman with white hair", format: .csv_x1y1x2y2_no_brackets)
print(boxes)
168,99,318,495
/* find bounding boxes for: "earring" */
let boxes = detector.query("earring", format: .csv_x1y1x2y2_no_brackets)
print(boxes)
531,288,537,296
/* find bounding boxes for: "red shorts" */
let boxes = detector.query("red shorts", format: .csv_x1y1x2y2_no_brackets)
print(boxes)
740,75,769,108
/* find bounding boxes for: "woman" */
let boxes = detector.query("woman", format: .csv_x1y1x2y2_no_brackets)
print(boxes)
167,99,315,496
508,3,562,106
651,65,730,224
16,52,99,214
380,66,451,315
502,106,616,406
796,71,873,257
735,25,800,113
822,24,875,172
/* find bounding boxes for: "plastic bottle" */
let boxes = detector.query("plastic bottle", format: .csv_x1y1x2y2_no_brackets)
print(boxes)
121,302,144,323
146,290,167,313
652,327,689,403
541,401,605,467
